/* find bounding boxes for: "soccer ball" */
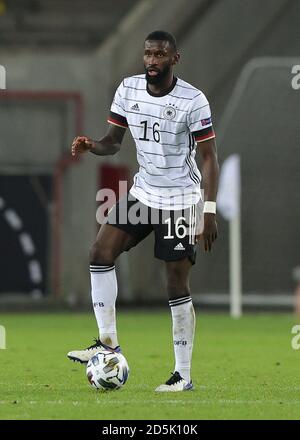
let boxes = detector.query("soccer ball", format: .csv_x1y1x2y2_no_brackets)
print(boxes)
86,350,129,390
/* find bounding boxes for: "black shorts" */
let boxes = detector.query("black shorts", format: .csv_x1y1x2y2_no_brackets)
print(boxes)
105,192,198,265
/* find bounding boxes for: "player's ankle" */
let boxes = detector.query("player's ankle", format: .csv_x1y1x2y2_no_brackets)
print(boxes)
100,334,119,349
176,368,191,383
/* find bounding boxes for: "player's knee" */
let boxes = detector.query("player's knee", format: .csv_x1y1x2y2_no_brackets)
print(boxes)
89,242,115,265
166,266,182,285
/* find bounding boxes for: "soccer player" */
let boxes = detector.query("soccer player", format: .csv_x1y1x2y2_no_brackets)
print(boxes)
67,30,219,392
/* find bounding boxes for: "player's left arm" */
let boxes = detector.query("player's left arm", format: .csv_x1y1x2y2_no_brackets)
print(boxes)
196,137,219,251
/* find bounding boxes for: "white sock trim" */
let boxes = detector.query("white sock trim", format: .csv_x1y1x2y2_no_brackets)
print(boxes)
169,296,192,307
90,264,115,273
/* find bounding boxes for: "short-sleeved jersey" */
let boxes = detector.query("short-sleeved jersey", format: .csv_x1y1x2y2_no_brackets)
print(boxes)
107,74,215,210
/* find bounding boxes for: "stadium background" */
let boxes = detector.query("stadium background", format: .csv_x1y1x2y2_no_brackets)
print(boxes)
0,0,300,309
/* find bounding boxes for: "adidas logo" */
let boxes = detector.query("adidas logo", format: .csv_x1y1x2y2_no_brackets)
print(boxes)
131,103,140,111
174,242,185,251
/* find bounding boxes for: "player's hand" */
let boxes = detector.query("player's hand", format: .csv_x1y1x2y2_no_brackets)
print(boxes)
71,136,96,157
197,213,218,252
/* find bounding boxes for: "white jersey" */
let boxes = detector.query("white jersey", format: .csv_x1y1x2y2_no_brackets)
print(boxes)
107,74,215,210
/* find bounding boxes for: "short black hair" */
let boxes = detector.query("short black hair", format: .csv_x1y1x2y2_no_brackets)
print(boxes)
145,30,177,51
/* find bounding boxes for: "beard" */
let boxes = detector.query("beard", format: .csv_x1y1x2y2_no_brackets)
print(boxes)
145,64,171,85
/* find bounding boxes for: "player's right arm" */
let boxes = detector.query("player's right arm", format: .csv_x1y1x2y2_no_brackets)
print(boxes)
72,81,128,157
71,123,126,157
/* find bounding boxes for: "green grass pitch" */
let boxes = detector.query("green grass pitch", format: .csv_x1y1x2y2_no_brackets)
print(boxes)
0,311,299,420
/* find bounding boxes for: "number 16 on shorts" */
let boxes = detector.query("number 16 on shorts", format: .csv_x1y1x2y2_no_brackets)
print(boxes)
163,205,202,245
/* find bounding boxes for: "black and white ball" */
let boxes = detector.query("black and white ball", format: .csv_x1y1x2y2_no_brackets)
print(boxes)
86,350,129,390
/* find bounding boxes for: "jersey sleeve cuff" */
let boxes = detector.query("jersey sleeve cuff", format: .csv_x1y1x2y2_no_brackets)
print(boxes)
107,111,128,128
193,126,215,142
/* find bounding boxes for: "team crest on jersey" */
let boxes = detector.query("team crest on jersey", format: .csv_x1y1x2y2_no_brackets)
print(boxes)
163,106,176,120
